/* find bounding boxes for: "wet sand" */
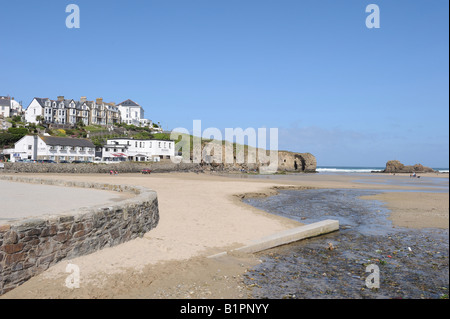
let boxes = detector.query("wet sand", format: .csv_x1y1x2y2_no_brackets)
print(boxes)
1,171,448,299
361,192,449,229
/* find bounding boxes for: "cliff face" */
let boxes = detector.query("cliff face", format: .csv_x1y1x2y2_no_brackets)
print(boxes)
383,160,434,173
277,151,317,173
193,142,317,173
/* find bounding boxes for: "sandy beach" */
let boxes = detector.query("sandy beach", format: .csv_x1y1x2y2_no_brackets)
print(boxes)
1,171,448,299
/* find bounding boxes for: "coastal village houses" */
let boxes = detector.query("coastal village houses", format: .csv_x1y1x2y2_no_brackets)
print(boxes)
4,136,174,163
5,135,96,163
24,96,151,128
116,99,151,127
102,138,175,162
1,94,169,163
0,96,22,119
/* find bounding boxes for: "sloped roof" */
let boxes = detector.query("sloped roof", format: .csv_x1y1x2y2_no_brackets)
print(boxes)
117,99,141,107
34,98,49,107
0,97,10,107
40,136,95,148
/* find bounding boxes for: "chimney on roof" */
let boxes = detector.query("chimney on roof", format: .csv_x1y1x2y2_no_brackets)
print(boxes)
96,98,103,105
58,96,64,101
80,96,87,102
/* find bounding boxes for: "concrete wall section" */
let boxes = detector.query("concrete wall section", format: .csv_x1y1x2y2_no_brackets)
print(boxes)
0,176,159,295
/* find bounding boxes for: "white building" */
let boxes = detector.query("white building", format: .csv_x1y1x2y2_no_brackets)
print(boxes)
0,118,12,130
102,138,175,162
0,96,22,118
0,96,10,118
10,99,22,117
26,97,81,125
25,98,50,124
9,135,95,162
116,99,151,127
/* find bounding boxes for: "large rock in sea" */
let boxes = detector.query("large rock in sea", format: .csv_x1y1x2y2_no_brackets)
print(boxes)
383,160,434,173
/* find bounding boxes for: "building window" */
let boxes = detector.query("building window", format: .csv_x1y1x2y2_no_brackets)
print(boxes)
28,145,32,150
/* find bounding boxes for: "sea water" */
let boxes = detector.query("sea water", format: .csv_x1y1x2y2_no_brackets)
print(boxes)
316,166,449,174
316,166,385,173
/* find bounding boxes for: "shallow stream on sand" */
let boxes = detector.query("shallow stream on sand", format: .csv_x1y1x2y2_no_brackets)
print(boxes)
243,189,449,299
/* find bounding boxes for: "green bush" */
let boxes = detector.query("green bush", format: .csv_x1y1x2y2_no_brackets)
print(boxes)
11,115,22,123
7,127,28,135
0,132,25,148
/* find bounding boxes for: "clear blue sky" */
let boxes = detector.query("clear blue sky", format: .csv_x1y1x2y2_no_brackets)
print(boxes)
1,0,448,167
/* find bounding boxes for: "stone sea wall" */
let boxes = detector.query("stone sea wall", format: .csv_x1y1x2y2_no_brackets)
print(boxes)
0,176,159,295
1,161,202,174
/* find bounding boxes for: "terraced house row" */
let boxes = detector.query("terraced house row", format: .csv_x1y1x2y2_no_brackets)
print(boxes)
24,96,151,127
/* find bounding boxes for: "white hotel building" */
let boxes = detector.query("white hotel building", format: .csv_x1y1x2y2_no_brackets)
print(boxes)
102,138,175,162
7,135,96,162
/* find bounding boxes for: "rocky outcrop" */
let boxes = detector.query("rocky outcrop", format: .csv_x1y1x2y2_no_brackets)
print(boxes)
193,141,317,173
382,160,434,173
277,151,317,173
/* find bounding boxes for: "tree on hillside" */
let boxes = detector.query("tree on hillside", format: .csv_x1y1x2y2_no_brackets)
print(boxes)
36,116,44,126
